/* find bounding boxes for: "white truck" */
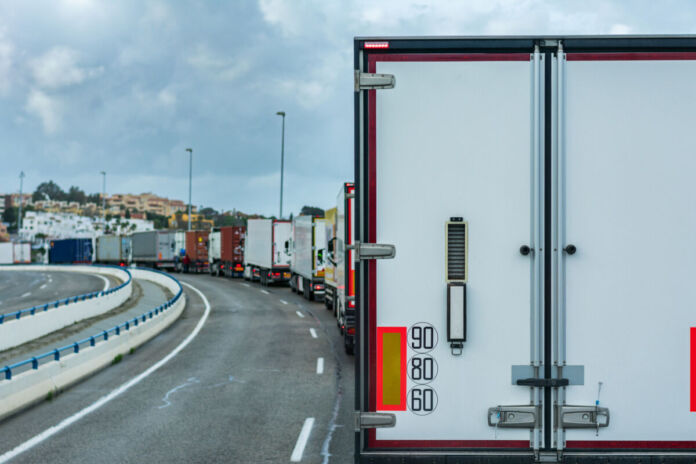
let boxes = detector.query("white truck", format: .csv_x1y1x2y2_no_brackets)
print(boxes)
0,242,31,264
289,215,328,301
333,182,356,354
353,35,696,463
244,219,291,285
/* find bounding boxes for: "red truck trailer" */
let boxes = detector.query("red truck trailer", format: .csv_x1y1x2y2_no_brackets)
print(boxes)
209,226,245,277
185,230,209,273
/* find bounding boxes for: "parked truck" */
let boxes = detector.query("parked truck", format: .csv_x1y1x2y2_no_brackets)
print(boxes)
208,226,245,277
95,235,131,265
130,230,176,269
323,207,338,309
289,215,328,300
0,242,31,264
48,238,92,264
353,35,696,463
244,219,291,285
184,230,209,273
333,182,356,354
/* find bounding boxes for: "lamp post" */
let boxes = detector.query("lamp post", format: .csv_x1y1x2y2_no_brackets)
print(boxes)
18,171,25,234
276,111,285,219
186,148,193,231
100,171,106,224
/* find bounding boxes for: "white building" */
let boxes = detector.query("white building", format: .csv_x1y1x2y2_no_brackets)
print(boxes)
20,211,154,242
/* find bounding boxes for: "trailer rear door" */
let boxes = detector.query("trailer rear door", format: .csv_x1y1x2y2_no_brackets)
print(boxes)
358,51,543,453
559,52,696,451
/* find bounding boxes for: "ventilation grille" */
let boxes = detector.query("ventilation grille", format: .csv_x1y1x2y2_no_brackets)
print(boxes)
446,221,467,283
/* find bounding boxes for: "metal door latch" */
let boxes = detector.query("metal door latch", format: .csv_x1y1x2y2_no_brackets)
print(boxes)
487,405,539,429
516,378,569,388
558,405,609,429
355,412,396,430
354,71,396,91
350,241,396,260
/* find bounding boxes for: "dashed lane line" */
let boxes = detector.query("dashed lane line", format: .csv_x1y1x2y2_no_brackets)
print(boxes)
309,328,317,338
296,310,305,318
290,417,315,462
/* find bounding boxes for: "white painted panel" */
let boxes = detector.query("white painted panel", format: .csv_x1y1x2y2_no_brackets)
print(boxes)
448,286,465,340
563,58,696,442
246,219,273,269
272,221,292,268
0,243,13,264
292,216,313,277
374,59,532,441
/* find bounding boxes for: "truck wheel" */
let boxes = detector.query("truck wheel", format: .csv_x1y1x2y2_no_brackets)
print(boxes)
344,335,354,355
303,283,311,300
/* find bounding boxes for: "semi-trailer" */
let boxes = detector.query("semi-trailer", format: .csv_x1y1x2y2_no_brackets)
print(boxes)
353,35,696,463
0,242,31,264
208,226,245,277
244,219,291,285
334,182,355,354
48,238,92,264
323,207,338,310
185,229,209,273
130,230,176,269
95,235,131,265
289,215,328,301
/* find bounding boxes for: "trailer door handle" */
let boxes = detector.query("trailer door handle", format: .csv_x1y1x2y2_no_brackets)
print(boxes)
563,244,577,255
519,245,532,256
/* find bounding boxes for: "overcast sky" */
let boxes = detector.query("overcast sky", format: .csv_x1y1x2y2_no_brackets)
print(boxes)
1,0,695,216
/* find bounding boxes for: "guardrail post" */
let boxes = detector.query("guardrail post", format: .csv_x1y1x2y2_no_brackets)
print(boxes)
0,314,4,324
103,330,108,341
125,321,130,330
15,312,21,320
54,301,59,308
53,349,60,361
44,304,49,311
3,367,10,380
115,326,120,336
30,307,36,315
31,357,38,369
90,336,95,347
73,342,79,353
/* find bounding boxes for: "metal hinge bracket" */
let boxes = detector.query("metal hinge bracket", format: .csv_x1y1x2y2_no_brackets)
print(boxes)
355,71,395,91
349,241,396,260
355,412,396,430
488,405,539,429
557,405,610,429
346,192,355,199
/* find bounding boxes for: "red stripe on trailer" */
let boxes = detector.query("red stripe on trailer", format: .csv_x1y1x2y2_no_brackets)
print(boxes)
365,53,531,450
566,441,696,449
567,52,696,61
692,327,696,412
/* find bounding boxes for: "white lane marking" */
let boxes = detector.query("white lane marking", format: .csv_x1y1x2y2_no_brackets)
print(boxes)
96,275,109,291
290,417,315,462
0,281,211,464
40,284,47,290
296,310,305,318
280,299,288,305
316,357,324,374
309,328,317,338
260,289,269,295
158,377,200,409
242,283,250,288
21,292,31,298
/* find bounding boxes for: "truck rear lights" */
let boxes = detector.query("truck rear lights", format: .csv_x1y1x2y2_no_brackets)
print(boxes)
447,283,466,355
273,272,280,277
347,327,355,335
349,300,355,308
364,41,389,49
314,284,324,290
220,265,225,269
445,219,468,283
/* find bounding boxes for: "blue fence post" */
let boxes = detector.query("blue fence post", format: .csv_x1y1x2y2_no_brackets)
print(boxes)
0,314,4,324
3,367,10,380
73,342,79,353
115,326,120,336
90,336,95,347
15,312,21,320
53,349,60,361
103,330,108,341
30,307,36,315
31,357,38,369
44,304,49,311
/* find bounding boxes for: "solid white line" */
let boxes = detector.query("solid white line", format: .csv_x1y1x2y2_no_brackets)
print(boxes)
0,281,210,464
296,310,305,318
96,275,109,292
280,299,288,305
309,328,317,338
316,357,324,374
39,284,47,290
21,292,31,298
260,289,269,295
242,283,250,288
290,417,315,462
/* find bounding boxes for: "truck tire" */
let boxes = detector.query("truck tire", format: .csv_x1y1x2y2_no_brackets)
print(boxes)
303,282,312,301
344,335,354,355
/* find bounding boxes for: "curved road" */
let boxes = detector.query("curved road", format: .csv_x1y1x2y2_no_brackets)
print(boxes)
0,274,355,463
0,271,116,315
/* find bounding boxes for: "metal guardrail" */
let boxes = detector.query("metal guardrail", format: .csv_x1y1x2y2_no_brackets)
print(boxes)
0,267,183,381
0,265,132,325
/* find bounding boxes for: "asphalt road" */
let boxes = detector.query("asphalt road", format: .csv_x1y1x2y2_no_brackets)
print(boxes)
0,274,355,463
0,271,117,315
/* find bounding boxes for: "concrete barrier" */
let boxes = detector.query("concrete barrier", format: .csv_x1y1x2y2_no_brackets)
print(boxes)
0,268,185,421
0,265,133,351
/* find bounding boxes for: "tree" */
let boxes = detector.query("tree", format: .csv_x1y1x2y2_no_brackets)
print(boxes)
199,207,218,218
300,206,324,217
125,209,131,219
32,181,66,202
66,186,87,204
3,207,17,231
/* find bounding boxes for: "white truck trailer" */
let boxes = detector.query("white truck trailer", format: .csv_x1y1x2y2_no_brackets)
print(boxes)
0,242,31,264
289,215,328,301
244,219,291,285
353,35,696,463
334,182,356,354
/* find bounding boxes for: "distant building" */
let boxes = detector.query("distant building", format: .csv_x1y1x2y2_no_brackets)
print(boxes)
6,193,32,208
0,194,5,217
168,212,214,230
107,193,191,217
0,222,8,242
19,211,154,241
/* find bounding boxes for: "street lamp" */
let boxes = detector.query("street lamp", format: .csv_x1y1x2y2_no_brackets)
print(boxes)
276,111,285,219
18,171,25,234
186,148,193,231
100,171,106,224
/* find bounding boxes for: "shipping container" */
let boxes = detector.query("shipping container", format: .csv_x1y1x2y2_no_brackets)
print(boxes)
289,215,328,300
244,219,291,285
184,229,209,273
95,235,131,264
6,242,31,264
49,238,92,264
209,226,245,277
353,35,696,463
131,230,176,269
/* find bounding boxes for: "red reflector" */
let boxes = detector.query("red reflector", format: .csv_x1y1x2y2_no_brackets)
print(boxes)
314,285,323,290
347,327,355,335
221,265,225,269
349,300,355,308
364,41,389,49
273,272,280,277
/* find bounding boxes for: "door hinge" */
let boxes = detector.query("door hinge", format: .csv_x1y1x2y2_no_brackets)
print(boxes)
355,71,395,91
346,295,355,302
346,192,355,199
557,405,610,429
488,405,540,429
355,412,396,430
349,241,396,260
